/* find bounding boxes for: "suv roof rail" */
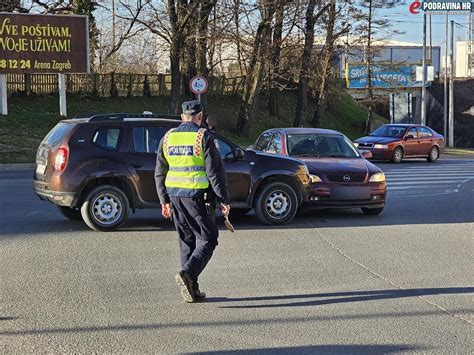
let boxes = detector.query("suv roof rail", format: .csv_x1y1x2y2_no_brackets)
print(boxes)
72,113,181,122
73,113,97,119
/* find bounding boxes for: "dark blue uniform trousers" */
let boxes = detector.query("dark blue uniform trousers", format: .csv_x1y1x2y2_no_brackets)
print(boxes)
171,196,219,282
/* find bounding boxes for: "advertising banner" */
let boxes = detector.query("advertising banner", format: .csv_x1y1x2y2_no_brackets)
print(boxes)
346,63,424,89
0,13,89,74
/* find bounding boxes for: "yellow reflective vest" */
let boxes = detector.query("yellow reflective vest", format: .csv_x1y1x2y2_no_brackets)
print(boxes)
163,128,209,191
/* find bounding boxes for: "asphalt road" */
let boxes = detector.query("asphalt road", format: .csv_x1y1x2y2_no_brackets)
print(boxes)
1,157,473,354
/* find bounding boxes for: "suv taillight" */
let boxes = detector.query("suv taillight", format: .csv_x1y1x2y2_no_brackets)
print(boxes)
54,147,68,171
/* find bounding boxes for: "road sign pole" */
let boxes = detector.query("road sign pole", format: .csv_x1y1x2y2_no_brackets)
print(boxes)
448,20,454,147
0,74,7,116
444,13,448,140
58,74,67,117
198,93,201,104
389,93,394,124
421,11,427,126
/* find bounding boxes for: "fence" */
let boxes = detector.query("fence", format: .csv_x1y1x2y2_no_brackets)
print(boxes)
6,73,246,97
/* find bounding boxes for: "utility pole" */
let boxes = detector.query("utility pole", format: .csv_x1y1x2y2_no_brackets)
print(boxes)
365,0,374,134
429,13,433,62
444,13,448,140
421,11,427,126
112,0,116,70
467,12,472,76
449,20,454,147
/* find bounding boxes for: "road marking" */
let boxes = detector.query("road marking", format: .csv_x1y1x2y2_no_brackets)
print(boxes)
385,172,474,178
386,176,469,180
0,179,31,182
388,180,466,185
384,161,474,196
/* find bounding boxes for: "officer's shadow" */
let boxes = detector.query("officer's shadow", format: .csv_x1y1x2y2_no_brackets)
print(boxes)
203,286,474,309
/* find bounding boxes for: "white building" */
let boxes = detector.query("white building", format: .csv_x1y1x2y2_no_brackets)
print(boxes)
455,41,474,78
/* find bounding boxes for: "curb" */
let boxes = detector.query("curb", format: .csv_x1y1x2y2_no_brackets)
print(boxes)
0,163,35,170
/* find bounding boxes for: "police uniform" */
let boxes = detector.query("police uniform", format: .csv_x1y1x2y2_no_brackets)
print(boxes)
155,101,229,303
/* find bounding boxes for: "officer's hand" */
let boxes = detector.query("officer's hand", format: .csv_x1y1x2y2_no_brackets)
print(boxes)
221,203,230,216
162,203,172,219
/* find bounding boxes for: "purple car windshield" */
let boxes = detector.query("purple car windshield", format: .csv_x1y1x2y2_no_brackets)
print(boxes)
287,134,359,158
370,126,406,138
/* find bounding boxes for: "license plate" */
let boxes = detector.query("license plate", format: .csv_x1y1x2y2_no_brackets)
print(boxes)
331,186,370,200
36,164,46,175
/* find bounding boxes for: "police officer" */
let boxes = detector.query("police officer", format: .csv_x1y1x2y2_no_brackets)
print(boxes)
155,100,230,303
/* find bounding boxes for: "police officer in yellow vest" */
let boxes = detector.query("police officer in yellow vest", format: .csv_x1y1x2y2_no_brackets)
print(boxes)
155,100,230,303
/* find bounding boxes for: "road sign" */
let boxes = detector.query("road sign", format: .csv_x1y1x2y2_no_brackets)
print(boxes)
189,76,208,95
416,66,435,81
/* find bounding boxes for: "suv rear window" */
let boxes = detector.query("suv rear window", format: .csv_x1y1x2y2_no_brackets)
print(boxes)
42,122,75,146
92,127,121,150
133,126,170,153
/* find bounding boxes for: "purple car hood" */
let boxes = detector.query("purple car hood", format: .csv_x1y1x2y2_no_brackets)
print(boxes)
298,157,373,175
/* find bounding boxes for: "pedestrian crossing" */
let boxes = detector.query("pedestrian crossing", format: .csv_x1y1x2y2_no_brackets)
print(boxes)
382,161,474,197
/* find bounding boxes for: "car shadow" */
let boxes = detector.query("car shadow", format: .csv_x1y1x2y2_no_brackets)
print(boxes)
186,344,424,354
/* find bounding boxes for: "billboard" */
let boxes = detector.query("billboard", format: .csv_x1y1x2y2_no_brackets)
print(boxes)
0,13,89,74
346,63,423,89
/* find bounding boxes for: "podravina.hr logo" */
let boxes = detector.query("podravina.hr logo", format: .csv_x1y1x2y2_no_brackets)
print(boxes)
409,0,473,14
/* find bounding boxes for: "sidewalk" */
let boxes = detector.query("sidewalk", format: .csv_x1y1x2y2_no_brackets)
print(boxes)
0,163,35,170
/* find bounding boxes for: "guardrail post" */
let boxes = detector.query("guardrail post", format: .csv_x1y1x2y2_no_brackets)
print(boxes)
0,74,8,115
58,73,67,117
25,74,31,96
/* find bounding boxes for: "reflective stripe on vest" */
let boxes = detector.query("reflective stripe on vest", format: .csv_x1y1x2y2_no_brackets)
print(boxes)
169,166,206,172
165,176,209,184
164,128,209,191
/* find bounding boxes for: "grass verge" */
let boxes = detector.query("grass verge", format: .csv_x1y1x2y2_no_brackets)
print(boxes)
445,147,474,155
0,89,378,163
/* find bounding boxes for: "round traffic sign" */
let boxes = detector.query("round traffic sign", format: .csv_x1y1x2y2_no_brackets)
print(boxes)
189,76,208,95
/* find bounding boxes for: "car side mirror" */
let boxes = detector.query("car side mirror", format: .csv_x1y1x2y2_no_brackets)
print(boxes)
235,147,245,160
361,150,372,159
405,134,415,140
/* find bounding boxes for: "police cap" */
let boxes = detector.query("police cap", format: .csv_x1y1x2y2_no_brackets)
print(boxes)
182,100,202,115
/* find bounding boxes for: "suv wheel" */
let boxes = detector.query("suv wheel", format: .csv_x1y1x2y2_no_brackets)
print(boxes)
255,182,298,225
81,185,130,231
57,206,83,221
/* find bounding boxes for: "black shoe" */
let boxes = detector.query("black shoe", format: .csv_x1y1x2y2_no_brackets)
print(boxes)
175,271,196,303
193,282,206,300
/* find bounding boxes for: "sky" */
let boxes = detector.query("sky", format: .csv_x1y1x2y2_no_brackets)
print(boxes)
375,2,473,56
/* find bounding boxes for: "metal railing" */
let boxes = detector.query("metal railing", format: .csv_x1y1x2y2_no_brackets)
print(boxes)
6,73,246,97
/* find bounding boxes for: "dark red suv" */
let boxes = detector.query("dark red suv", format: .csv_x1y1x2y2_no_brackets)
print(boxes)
34,113,312,231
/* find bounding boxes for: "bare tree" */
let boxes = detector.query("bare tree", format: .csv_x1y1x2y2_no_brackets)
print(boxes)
293,0,329,127
194,0,217,112
236,0,275,138
196,0,217,76
268,0,285,118
312,0,349,127
0,0,29,12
